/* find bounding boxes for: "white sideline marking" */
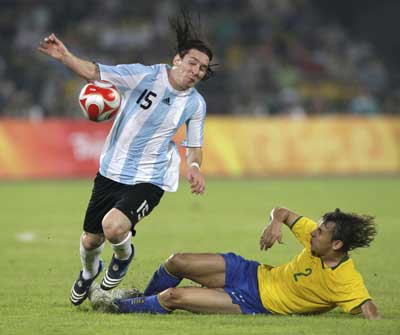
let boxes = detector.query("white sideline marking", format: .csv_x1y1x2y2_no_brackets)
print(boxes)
16,232,36,242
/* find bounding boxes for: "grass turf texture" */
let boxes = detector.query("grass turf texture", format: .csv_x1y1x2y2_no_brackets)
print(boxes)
0,177,399,335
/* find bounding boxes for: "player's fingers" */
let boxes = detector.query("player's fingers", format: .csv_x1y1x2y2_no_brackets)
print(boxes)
196,183,205,194
40,39,50,47
39,40,50,49
45,36,55,44
259,238,268,249
38,46,49,54
192,179,200,190
192,185,202,194
260,243,269,251
197,181,205,194
191,184,199,194
264,237,275,248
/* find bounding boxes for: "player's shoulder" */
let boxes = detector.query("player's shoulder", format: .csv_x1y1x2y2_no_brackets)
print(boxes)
135,63,162,74
190,88,207,106
331,257,364,281
105,63,161,76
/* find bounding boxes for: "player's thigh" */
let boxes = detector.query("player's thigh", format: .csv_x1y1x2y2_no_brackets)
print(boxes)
114,182,164,233
161,287,241,314
168,253,226,288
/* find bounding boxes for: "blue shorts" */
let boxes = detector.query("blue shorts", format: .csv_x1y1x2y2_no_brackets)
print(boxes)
222,252,271,315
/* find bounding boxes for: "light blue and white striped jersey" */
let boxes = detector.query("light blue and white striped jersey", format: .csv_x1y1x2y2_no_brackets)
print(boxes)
98,63,206,192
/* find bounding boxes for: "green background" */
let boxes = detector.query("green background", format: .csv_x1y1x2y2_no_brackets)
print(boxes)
1,178,399,334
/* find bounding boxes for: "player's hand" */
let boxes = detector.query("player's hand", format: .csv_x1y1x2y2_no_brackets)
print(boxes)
259,222,283,251
38,33,69,61
187,166,205,195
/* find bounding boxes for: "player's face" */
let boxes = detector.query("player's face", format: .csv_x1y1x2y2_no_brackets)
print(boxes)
310,221,336,257
172,49,210,89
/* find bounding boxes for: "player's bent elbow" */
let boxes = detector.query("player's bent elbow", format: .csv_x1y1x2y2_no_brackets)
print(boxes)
271,207,290,220
272,206,290,216
87,70,101,82
81,70,100,83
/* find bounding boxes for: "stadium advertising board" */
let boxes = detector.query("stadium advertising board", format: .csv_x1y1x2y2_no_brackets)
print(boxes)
0,117,399,179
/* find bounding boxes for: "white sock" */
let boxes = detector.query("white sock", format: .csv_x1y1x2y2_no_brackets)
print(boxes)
111,231,132,260
80,241,105,280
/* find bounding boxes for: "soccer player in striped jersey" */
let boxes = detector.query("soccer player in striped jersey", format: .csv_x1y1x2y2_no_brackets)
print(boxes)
38,13,215,306
89,207,381,320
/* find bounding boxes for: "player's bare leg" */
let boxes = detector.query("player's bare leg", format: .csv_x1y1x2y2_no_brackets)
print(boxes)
111,286,241,314
162,287,241,314
91,253,236,314
143,253,225,296
165,253,226,288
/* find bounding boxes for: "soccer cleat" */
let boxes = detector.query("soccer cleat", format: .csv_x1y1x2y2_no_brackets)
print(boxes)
89,282,143,313
69,260,104,306
88,282,119,313
101,244,134,290
112,287,144,300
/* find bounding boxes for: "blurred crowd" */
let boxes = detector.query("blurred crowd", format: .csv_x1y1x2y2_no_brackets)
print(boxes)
1,0,400,119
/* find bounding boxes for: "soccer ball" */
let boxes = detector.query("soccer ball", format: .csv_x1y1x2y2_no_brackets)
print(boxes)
79,80,121,122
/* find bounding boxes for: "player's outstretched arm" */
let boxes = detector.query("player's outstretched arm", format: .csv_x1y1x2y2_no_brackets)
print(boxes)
38,33,100,82
361,300,381,320
259,207,300,251
186,147,205,195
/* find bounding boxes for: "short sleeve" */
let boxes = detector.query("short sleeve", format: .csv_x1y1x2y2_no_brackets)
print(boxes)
291,217,318,248
334,278,372,314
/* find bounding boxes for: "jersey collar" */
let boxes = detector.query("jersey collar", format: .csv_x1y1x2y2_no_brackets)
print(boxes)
320,254,350,270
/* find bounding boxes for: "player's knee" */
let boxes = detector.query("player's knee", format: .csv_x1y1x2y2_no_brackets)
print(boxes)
165,253,189,274
161,287,185,307
102,209,132,243
82,233,104,249
102,217,126,243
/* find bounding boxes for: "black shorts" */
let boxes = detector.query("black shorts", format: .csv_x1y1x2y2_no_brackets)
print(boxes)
83,172,164,235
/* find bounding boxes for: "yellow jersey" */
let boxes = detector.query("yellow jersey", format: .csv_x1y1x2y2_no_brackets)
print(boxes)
257,216,371,315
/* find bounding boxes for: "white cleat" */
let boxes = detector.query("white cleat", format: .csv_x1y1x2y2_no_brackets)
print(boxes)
88,282,118,313
88,282,144,312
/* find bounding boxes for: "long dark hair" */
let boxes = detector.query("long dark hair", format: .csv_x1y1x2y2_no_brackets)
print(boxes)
170,10,215,80
322,208,377,252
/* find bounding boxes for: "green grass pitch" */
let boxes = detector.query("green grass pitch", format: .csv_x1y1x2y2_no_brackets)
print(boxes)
1,177,399,335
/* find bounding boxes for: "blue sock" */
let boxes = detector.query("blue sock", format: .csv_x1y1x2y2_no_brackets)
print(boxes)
115,295,170,314
144,264,182,296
